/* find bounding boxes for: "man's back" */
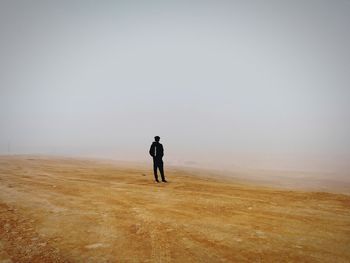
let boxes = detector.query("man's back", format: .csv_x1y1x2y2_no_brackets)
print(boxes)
149,141,164,158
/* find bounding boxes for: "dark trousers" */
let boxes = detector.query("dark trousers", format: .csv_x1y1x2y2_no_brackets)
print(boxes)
153,157,165,181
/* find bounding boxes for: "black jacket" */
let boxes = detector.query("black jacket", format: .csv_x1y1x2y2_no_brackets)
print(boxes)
149,142,164,158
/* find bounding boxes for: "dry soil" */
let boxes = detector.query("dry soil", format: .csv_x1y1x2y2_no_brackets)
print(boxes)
0,156,349,262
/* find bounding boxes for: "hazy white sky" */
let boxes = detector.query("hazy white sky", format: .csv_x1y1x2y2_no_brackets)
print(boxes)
1,0,349,170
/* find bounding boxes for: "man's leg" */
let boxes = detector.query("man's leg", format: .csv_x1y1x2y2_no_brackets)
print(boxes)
153,158,159,182
158,160,166,182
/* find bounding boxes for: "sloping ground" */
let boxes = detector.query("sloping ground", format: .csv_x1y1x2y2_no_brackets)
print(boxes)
0,156,349,262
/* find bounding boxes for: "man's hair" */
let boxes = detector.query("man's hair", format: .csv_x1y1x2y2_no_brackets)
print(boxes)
154,136,160,141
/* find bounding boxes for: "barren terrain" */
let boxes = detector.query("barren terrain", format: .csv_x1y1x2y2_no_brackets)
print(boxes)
0,156,349,262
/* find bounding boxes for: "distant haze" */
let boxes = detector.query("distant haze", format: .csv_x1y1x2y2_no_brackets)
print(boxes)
1,1,349,173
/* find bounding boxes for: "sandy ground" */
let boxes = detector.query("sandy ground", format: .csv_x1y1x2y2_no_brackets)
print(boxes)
0,156,349,262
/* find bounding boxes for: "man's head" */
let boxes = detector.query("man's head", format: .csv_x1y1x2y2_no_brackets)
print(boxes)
154,136,160,142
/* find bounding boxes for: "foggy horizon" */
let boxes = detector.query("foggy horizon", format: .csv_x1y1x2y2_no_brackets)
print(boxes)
1,1,350,172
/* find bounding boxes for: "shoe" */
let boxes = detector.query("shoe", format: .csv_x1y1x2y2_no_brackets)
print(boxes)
155,180,160,183
162,180,167,183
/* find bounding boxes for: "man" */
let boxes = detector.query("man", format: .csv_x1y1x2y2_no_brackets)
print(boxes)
149,136,167,183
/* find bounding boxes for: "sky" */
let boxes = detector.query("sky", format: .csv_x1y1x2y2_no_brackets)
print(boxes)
1,0,350,171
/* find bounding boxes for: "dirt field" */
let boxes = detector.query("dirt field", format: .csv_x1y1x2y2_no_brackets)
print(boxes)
0,156,349,262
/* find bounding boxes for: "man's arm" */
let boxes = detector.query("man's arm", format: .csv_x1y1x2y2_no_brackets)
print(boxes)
159,144,164,157
149,143,155,157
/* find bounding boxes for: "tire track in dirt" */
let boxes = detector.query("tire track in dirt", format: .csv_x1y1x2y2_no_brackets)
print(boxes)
149,223,171,263
131,206,171,263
